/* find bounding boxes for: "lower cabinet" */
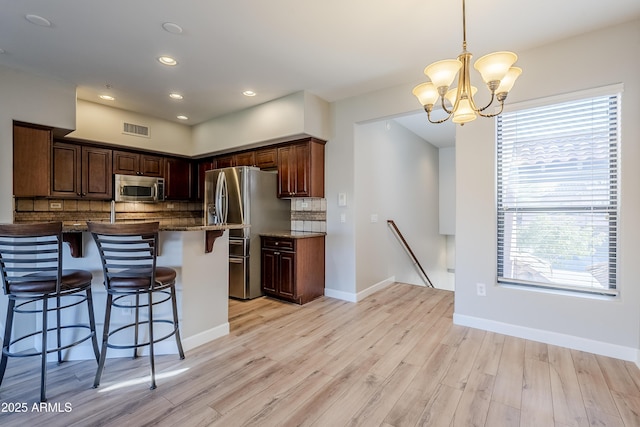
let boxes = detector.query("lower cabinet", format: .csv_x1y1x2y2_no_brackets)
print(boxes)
261,235,325,305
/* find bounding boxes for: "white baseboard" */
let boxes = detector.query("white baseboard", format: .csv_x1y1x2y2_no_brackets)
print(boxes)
182,322,230,352
324,276,395,303
454,313,640,364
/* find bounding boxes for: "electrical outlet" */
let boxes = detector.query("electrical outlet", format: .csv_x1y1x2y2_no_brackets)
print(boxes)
340,213,346,223
49,202,62,209
476,283,486,296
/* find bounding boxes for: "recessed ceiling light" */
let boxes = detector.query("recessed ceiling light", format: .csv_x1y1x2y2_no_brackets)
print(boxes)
99,95,115,101
177,115,188,120
25,14,51,27
243,90,256,97
162,22,183,34
169,93,183,100
158,56,178,66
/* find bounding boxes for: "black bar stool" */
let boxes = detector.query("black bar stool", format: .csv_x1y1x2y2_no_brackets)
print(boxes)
0,222,100,402
88,221,184,390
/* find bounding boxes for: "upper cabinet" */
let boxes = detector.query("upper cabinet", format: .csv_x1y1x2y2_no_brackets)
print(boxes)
164,157,192,200
215,154,234,169
52,142,112,199
234,151,256,167
255,147,278,170
13,123,52,197
277,138,325,198
113,150,164,177
194,158,214,201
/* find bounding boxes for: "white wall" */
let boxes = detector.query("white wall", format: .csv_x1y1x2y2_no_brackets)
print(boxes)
0,66,77,223
71,99,193,156
439,147,455,235
0,65,77,350
354,120,446,292
191,91,330,156
454,19,640,361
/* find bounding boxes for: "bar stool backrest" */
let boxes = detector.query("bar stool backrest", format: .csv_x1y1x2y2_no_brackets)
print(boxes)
0,222,63,296
88,222,159,290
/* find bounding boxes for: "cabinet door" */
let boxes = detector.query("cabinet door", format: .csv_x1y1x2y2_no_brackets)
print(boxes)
140,154,164,177
82,147,112,199
277,143,310,197
292,143,310,197
278,251,296,299
113,150,139,175
255,147,278,169
216,155,235,168
52,142,81,197
14,124,51,197
195,159,214,201
277,145,295,197
234,151,255,167
165,157,192,200
261,249,278,294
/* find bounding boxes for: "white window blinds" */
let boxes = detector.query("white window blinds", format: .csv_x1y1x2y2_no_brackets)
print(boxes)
496,93,619,295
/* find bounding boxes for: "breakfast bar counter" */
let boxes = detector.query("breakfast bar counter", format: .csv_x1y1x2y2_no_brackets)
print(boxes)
56,223,247,360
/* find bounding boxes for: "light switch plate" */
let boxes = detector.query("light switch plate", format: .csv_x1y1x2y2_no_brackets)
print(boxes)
338,193,347,207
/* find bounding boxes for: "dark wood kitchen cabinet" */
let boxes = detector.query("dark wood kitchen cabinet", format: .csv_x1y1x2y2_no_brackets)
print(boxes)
255,147,278,169
52,142,112,199
113,150,164,177
164,157,192,200
214,154,235,169
13,123,52,197
194,158,214,201
277,138,325,198
261,235,325,305
234,151,256,167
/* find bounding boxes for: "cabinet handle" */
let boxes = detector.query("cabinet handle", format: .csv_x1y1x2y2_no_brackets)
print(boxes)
274,251,280,255
82,192,86,196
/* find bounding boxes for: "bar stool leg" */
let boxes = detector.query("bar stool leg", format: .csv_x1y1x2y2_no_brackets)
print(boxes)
40,297,48,402
170,285,185,359
148,289,156,390
94,293,113,388
56,295,62,364
86,287,101,362
133,293,140,359
0,298,15,386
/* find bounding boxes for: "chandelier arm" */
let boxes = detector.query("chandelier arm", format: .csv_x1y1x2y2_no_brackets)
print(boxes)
440,95,454,114
426,108,453,124
472,91,497,113
476,100,505,118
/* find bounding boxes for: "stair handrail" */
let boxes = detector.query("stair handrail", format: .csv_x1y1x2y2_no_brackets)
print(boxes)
387,219,434,288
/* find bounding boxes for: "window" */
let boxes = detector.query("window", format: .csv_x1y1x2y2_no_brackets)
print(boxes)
496,90,620,295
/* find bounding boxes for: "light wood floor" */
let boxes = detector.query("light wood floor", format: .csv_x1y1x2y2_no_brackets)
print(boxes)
1,283,640,426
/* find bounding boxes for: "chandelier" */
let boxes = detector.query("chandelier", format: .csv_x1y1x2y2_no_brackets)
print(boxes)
412,0,522,125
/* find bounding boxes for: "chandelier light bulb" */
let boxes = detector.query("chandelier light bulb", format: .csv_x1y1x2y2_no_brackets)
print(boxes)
424,59,462,90
412,82,440,108
496,67,522,94
452,97,477,124
473,51,518,86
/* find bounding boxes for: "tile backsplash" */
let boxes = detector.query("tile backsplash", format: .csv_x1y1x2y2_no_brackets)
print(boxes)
290,198,326,232
14,197,328,233
14,198,203,227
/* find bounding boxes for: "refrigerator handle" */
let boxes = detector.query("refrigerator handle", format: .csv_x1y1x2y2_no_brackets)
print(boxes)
215,171,228,224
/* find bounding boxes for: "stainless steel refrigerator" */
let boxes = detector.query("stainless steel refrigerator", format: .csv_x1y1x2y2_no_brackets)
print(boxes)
205,166,290,299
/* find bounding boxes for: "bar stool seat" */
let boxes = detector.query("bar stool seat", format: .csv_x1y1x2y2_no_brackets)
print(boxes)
0,222,100,402
88,221,184,390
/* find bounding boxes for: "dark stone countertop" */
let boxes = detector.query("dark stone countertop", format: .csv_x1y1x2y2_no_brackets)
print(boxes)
259,230,326,239
62,222,249,233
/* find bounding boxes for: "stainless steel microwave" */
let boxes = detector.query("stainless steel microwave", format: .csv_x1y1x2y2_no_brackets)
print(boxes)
114,174,164,202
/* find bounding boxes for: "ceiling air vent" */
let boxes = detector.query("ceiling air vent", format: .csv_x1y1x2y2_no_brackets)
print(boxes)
122,121,150,138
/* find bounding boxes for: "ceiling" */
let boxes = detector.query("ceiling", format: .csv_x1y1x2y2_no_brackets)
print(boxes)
1,0,638,146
